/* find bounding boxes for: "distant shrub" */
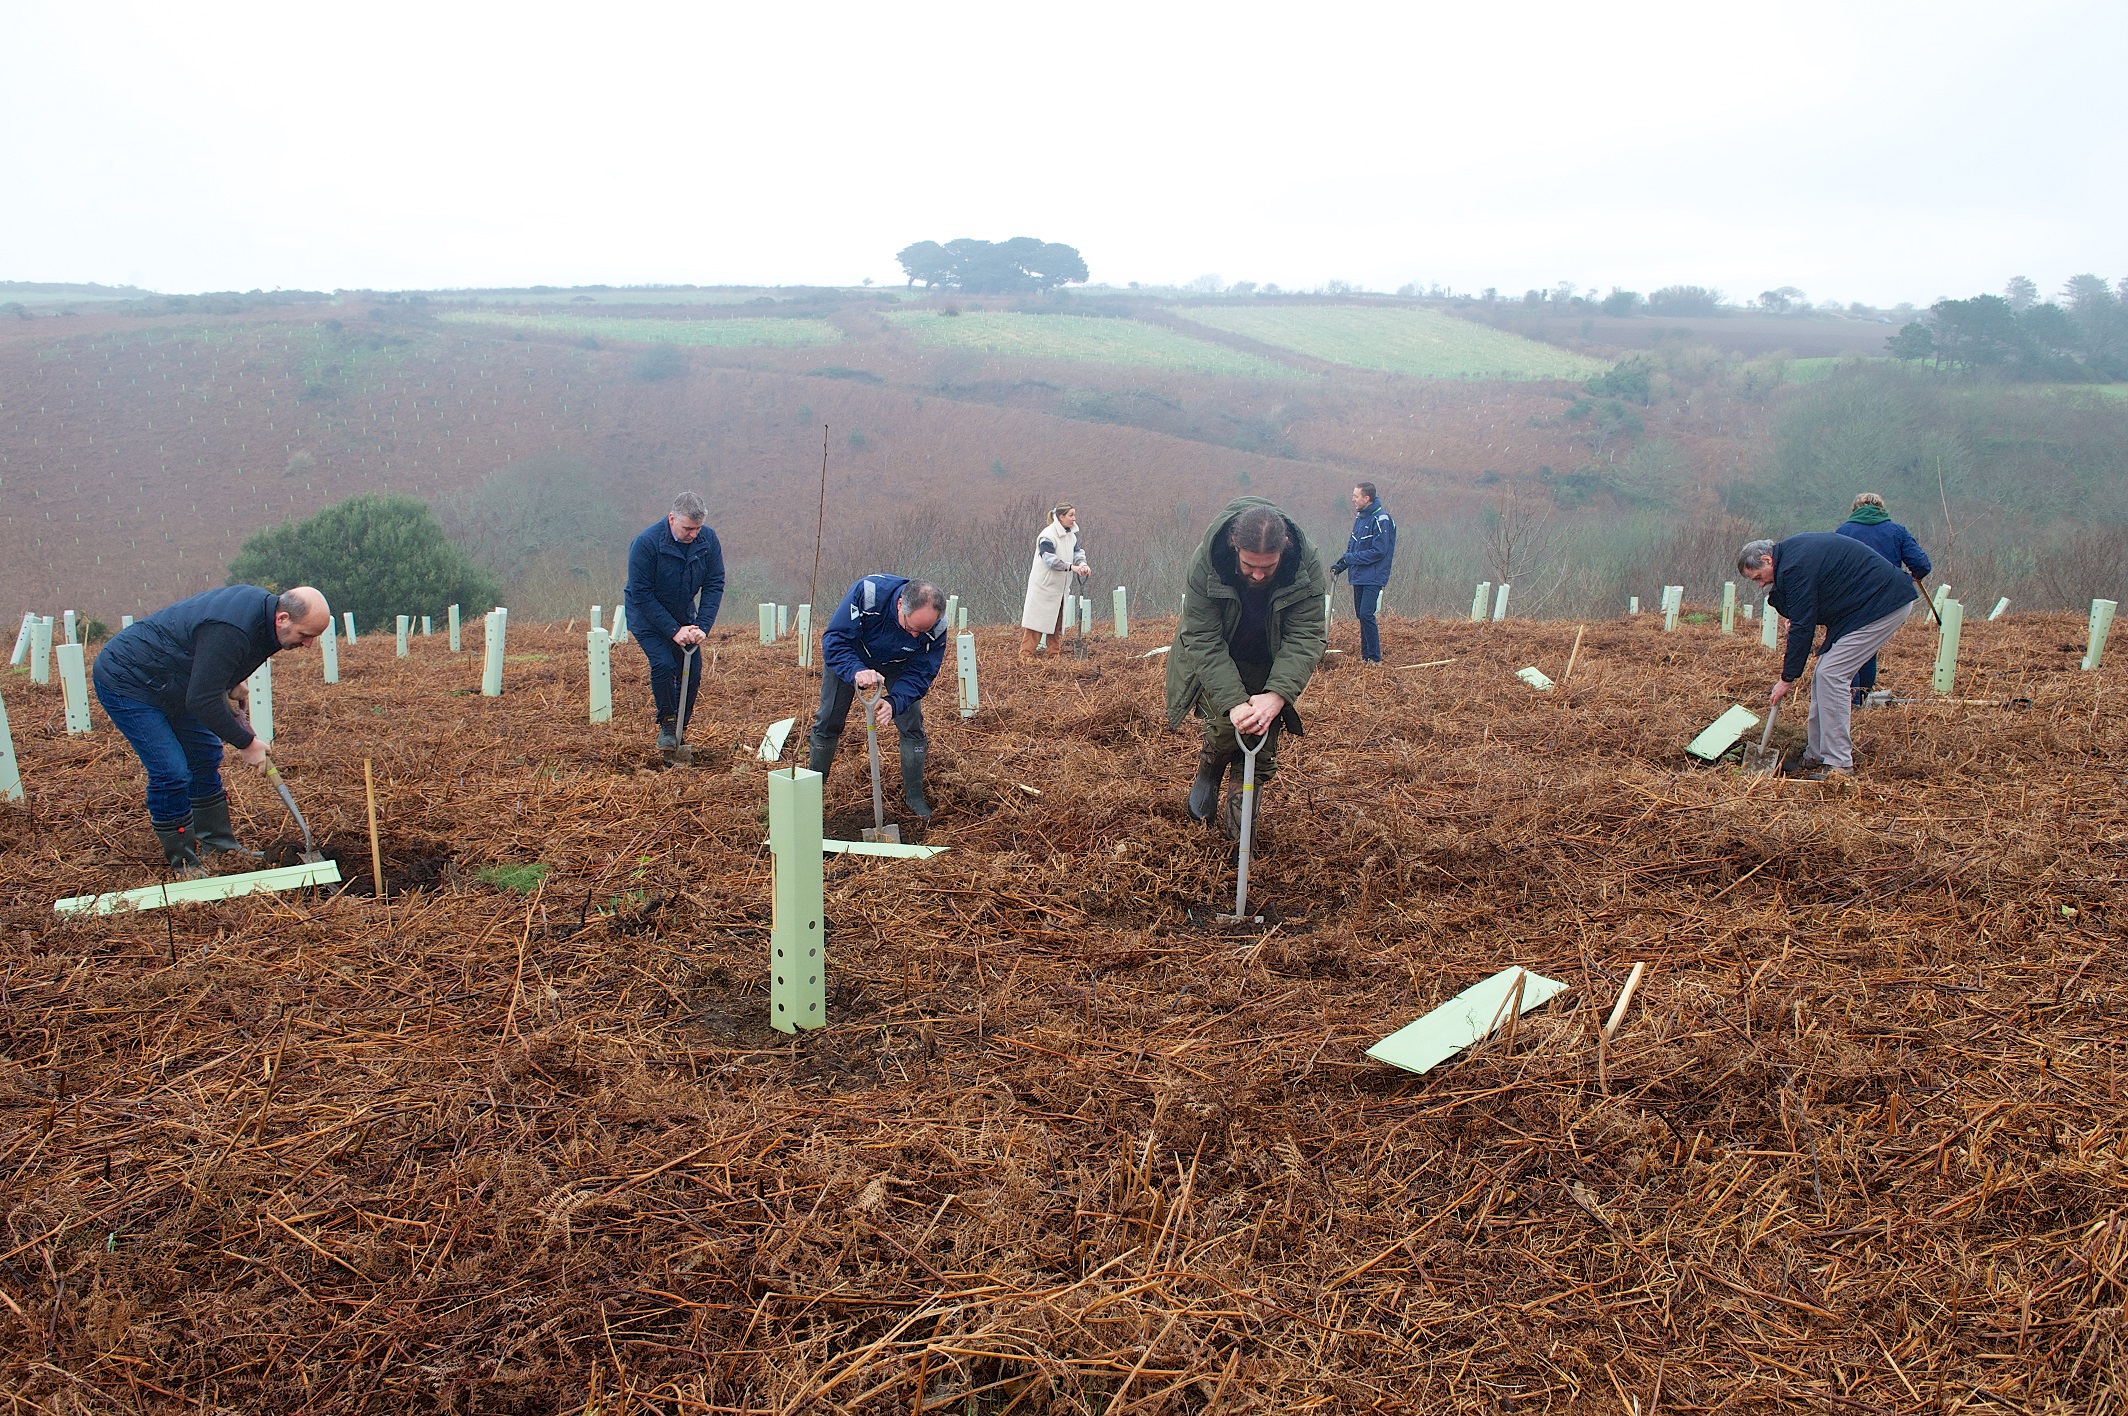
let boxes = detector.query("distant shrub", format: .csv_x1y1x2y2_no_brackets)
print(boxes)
632,345,686,381
229,493,498,629
1586,357,1655,404
811,366,884,383
0,302,28,320
1647,286,1724,317
1600,288,1643,317
299,381,335,402
284,450,316,479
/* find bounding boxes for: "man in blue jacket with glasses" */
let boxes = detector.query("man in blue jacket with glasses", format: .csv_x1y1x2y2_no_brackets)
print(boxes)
1330,481,1395,663
807,574,949,819
624,491,726,753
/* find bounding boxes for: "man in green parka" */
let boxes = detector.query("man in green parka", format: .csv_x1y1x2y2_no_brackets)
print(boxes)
1165,498,1329,838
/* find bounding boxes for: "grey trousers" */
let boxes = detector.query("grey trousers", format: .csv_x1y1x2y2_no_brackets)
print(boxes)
1807,603,1913,770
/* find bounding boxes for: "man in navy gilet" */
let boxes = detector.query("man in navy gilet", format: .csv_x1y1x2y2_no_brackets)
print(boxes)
1330,481,1396,663
624,491,726,753
1832,492,1931,707
807,575,948,819
92,584,333,874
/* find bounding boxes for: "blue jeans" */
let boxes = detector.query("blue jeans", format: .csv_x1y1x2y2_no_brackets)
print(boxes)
1352,584,1383,662
94,683,225,823
638,635,703,725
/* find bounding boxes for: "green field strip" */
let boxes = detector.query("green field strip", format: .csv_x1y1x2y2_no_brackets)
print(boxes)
1176,305,1606,380
435,311,844,347
888,311,1301,378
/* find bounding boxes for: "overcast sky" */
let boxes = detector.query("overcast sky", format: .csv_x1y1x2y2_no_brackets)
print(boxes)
5,0,2122,307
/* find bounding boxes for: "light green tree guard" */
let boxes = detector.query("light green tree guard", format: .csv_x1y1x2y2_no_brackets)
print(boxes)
587,627,612,724
1721,582,1736,634
9,612,32,667
248,659,274,742
1114,586,1129,639
1761,603,1779,649
2085,599,2118,671
944,594,958,630
796,604,812,668
590,605,603,632
396,615,411,658
767,767,826,1034
1491,583,1511,622
611,602,629,644
777,605,789,639
1471,582,1491,622
1628,596,1639,615
959,606,968,630
1663,589,1679,633
421,615,432,637
321,619,339,684
62,610,76,645
30,617,51,685
1989,597,2009,621
0,687,21,803
448,604,461,652
957,631,980,718
1932,598,1964,693
121,615,133,629
343,612,357,645
1060,594,1073,632
1080,596,1091,633
482,611,506,697
758,603,775,645
55,644,92,735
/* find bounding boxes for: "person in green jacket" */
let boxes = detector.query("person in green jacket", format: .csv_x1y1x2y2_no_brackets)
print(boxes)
1165,498,1329,837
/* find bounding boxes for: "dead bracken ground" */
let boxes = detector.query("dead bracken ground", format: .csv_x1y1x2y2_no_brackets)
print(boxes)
0,609,2122,1414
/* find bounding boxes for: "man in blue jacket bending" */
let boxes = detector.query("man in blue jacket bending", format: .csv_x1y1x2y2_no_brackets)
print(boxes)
624,492,726,753
1329,481,1396,663
92,584,333,874
807,575,949,819
1833,492,1932,707
1740,533,1916,784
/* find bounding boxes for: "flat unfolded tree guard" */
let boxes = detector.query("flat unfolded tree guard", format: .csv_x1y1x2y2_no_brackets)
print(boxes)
758,716,794,762
1367,966,1570,1075
55,858,343,917
1686,705,1761,761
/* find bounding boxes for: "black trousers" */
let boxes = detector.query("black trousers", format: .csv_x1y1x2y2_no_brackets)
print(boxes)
640,636,702,724
810,673,926,757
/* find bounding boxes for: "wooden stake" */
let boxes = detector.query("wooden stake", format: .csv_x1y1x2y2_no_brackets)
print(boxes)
1563,624,1586,682
1604,962,1647,1043
364,758,386,905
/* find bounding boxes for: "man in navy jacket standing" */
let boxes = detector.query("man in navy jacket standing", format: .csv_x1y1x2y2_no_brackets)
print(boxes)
92,584,333,874
1833,492,1932,706
807,575,948,819
1329,481,1395,663
624,492,725,752
1740,533,1916,784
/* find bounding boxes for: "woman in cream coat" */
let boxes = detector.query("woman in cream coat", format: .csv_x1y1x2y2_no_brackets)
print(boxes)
1019,503,1091,657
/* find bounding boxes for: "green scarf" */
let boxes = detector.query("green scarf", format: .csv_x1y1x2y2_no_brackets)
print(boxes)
1845,504,1890,525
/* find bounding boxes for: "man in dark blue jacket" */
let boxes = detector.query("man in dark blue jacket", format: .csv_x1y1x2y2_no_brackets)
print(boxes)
1330,481,1396,663
807,575,948,818
1740,534,1916,783
92,584,333,873
1833,492,1932,706
624,492,726,752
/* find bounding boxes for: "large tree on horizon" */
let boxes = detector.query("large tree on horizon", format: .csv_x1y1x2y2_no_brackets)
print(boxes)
895,237,1088,293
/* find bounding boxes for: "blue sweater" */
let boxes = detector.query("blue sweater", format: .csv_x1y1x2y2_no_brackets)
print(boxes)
1835,516,1932,578
624,518,726,644
1766,532,1918,682
1342,498,1397,588
820,575,947,716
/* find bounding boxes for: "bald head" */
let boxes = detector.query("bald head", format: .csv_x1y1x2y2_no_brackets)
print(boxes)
275,587,333,648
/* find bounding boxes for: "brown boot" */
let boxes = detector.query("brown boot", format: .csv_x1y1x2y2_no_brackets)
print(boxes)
1018,626,1044,659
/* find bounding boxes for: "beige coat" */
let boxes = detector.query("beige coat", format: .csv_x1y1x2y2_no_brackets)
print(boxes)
1019,519,1083,632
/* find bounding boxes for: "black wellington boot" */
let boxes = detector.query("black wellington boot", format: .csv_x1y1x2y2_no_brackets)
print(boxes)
150,815,207,880
900,742,932,820
1187,749,1233,823
807,741,834,776
189,793,261,859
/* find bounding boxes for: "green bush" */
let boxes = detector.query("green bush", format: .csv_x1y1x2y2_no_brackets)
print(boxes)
228,494,498,629
632,345,686,381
